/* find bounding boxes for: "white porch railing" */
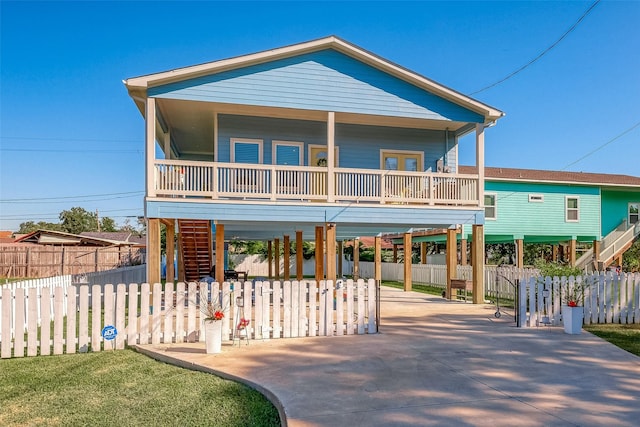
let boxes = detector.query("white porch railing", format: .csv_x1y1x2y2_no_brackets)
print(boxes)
154,160,479,206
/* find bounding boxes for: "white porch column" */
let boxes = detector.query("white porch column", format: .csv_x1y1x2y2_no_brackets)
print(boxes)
213,111,218,161
163,130,171,160
327,111,335,203
475,123,485,207
145,97,157,198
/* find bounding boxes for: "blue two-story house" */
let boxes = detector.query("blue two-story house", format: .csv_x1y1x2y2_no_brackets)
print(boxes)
124,36,504,299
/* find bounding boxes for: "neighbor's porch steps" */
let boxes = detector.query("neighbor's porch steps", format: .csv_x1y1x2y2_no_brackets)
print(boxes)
177,219,212,282
576,221,640,271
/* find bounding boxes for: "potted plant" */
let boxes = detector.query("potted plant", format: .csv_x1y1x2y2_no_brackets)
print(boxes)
560,279,588,335
534,261,586,334
200,297,226,354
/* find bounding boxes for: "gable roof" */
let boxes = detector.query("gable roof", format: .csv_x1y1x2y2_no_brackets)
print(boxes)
80,231,133,242
459,166,640,188
124,36,504,123
15,230,139,246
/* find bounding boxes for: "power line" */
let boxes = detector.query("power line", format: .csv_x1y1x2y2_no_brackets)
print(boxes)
2,191,144,202
495,119,640,204
0,208,143,220
561,120,640,170
1,136,140,143
1,148,142,154
471,0,601,95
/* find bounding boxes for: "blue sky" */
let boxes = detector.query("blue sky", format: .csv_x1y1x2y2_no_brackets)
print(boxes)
1,1,639,232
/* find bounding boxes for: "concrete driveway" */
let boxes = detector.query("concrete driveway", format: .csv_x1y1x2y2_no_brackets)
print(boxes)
137,286,640,426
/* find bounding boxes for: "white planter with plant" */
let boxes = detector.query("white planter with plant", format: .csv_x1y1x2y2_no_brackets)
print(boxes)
204,318,223,354
560,278,588,335
197,291,226,354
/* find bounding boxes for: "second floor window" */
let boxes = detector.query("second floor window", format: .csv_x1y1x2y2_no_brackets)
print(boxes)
484,194,497,220
630,203,639,224
566,196,579,222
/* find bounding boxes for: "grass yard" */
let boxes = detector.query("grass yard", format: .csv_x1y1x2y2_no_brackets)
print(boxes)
583,323,640,357
0,349,280,427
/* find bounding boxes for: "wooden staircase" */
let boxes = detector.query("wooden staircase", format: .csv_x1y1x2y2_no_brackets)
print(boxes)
177,220,212,282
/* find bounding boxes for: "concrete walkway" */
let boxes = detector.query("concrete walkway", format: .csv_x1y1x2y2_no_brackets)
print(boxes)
137,286,640,426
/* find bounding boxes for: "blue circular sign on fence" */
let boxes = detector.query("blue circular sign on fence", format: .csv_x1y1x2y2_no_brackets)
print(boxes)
101,325,118,341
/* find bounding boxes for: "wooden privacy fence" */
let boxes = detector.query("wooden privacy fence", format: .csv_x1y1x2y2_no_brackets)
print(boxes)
518,272,640,328
0,245,145,278
0,279,378,359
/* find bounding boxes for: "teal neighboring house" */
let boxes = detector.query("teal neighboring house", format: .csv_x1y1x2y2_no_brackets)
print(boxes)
123,36,504,294
453,166,640,269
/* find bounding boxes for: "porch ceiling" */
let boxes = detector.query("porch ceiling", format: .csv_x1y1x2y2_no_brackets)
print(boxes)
156,98,472,158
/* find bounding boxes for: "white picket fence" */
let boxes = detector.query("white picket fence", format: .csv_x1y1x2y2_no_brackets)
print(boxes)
518,272,640,328
358,262,534,301
0,265,147,338
0,278,378,359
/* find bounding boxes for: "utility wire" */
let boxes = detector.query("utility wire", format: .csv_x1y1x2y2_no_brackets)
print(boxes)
1,148,142,153
2,191,144,202
561,120,640,170
494,119,640,203
1,136,140,143
471,0,601,95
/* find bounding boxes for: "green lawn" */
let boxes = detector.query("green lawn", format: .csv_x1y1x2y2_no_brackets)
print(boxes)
0,349,280,427
584,323,640,357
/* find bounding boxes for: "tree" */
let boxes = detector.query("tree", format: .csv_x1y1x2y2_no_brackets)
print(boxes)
100,217,118,232
623,239,640,272
17,221,62,234
59,207,98,234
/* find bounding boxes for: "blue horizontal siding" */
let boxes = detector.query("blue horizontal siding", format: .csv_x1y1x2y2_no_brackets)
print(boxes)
149,50,483,123
217,115,455,171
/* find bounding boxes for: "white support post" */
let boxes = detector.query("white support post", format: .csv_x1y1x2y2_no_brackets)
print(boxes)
163,130,171,160
475,123,485,207
146,97,157,198
327,111,335,203
213,111,218,162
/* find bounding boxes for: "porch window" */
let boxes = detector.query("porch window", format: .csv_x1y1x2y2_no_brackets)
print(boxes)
273,141,303,166
381,150,423,171
231,138,263,164
629,203,639,224
566,196,579,222
484,193,497,220
309,144,339,167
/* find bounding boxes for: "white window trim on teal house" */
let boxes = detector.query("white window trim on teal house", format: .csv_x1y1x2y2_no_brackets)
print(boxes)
629,202,639,224
566,196,580,222
484,192,497,220
272,141,304,166
379,149,424,171
308,144,339,167
231,138,263,163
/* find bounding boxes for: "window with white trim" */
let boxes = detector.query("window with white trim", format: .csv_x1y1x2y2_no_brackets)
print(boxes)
629,203,639,225
484,193,497,220
231,138,263,164
566,196,579,222
272,141,303,166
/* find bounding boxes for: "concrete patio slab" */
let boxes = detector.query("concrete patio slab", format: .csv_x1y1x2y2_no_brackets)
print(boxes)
136,286,640,426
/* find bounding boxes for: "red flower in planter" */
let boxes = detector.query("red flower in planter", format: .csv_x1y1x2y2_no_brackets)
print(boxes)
567,300,578,307
213,310,224,321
